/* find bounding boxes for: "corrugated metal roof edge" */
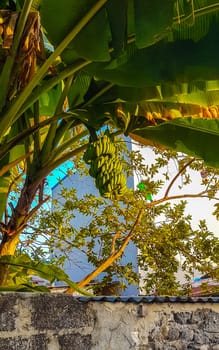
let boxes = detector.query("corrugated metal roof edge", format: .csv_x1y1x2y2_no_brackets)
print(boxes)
77,296,219,303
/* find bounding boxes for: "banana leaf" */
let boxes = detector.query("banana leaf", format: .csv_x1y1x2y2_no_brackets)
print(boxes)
172,1,219,41
67,72,92,107
134,0,174,48
131,117,219,168
40,0,219,64
81,80,161,105
0,283,50,292
105,0,128,53
86,25,219,87
0,255,92,295
39,83,63,116
40,0,110,62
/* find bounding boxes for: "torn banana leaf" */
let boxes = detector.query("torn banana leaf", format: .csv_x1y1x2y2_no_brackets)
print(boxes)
130,117,219,168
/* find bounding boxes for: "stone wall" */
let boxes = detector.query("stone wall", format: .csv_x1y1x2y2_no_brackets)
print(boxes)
0,293,219,349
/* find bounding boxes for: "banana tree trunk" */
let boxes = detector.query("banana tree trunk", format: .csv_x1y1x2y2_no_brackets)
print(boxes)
0,234,20,285
0,176,43,285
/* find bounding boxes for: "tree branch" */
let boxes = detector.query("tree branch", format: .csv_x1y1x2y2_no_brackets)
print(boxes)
164,157,196,197
4,163,26,225
66,208,144,293
111,231,121,254
145,191,219,209
26,195,50,223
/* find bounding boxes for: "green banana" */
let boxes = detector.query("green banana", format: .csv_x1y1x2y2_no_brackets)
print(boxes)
89,160,99,177
84,132,127,200
83,144,96,163
101,135,108,154
96,142,101,157
98,155,106,169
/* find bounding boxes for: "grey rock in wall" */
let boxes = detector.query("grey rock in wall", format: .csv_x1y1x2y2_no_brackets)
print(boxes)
31,293,95,330
148,309,219,350
0,335,49,350
0,293,18,331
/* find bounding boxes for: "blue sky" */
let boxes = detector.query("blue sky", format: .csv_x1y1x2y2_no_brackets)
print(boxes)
47,160,73,190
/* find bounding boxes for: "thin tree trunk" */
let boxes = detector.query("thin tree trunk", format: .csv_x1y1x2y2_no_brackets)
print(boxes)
0,232,20,285
0,177,42,285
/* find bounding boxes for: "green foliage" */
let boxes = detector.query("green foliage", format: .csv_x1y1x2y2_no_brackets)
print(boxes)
137,202,219,295
0,254,91,294
20,147,219,295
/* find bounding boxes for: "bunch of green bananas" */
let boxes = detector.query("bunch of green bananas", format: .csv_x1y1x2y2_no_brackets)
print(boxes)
83,133,127,199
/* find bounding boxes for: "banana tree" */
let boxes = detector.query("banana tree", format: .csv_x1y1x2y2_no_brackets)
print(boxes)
0,0,105,283
1,0,219,284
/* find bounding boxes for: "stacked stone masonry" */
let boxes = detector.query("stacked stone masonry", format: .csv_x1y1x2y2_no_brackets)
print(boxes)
0,293,219,349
